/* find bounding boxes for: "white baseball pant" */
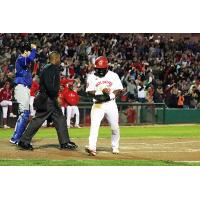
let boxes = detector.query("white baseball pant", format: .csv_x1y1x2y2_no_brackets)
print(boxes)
0,100,12,118
67,106,80,126
88,100,120,151
30,96,36,117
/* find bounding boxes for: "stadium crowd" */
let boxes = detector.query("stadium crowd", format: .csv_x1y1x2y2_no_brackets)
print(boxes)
1,33,200,110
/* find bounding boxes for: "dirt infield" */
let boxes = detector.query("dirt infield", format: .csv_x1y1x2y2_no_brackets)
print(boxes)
1,138,200,162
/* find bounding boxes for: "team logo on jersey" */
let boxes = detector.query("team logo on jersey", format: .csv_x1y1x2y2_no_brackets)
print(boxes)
96,80,112,87
99,60,103,66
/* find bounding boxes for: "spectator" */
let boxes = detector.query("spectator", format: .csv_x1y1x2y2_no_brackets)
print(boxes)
177,91,185,108
154,86,164,103
137,82,147,103
146,86,154,103
168,86,178,108
124,73,137,102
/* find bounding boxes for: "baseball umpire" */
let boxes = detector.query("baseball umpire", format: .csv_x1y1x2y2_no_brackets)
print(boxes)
17,51,78,150
10,42,37,144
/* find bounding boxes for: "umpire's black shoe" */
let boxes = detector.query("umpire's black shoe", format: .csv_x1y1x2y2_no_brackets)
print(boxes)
60,141,78,150
18,141,33,151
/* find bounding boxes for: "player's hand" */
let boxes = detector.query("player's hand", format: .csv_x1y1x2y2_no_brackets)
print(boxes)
102,88,111,94
95,94,110,103
31,44,37,49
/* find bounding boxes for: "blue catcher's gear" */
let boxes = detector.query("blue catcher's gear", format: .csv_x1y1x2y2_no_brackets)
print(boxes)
10,110,30,144
19,42,32,53
14,48,36,88
10,46,36,144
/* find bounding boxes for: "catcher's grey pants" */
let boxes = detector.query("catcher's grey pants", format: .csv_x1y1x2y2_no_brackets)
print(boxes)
20,98,70,145
14,84,30,112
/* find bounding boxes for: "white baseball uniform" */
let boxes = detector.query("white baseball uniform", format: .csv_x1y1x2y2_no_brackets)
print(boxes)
30,96,36,117
86,70,123,151
0,100,12,118
67,105,80,127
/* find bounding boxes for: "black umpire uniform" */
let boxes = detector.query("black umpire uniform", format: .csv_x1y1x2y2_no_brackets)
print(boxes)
18,52,77,150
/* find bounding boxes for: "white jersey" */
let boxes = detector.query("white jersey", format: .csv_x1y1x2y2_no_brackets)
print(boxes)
86,70,123,95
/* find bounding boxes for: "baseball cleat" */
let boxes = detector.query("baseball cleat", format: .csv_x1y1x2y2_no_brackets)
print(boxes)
17,141,33,151
85,146,96,156
74,125,81,128
9,138,18,145
60,141,78,150
112,148,119,154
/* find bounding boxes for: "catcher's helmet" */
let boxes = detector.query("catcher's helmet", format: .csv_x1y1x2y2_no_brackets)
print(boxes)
94,56,109,77
95,56,108,69
19,42,31,53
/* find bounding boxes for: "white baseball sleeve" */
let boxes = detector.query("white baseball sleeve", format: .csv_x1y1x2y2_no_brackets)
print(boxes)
113,73,123,90
86,75,95,92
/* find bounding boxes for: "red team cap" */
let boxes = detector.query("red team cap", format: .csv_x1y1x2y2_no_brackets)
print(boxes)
95,56,109,69
64,90,80,106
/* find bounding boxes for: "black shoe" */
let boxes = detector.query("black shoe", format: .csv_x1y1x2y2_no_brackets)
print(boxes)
18,141,33,151
60,141,78,150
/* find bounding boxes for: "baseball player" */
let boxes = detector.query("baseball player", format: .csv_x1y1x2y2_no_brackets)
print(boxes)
10,42,36,144
85,56,123,156
64,89,81,128
58,84,68,115
0,81,16,129
30,75,40,118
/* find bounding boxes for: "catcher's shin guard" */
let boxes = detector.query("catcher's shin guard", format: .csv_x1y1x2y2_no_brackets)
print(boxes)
10,110,30,143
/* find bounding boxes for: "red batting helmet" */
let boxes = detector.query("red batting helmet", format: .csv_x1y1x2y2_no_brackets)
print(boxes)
95,56,109,69
64,90,80,106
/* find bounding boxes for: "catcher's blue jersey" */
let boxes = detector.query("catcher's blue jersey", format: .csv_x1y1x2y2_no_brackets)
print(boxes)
14,48,36,88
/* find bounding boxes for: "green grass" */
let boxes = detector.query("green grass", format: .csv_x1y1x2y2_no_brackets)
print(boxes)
1,124,200,139
0,159,200,166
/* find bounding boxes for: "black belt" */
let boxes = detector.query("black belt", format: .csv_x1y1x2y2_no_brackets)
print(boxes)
94,99,114,104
